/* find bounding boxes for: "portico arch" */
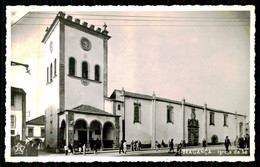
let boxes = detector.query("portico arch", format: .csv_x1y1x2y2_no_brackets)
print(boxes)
103,121,115,148
74,119,88,147
89,120,102,150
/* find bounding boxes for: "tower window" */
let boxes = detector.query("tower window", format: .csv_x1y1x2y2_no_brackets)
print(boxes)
210,112,215,125
118,104,121,110
47,67,49,83
134,103,141,123
167,105,173,123
69,57,76,76
95,65,100,81
50,63,53,81
82,61,88,79
54,59,57,76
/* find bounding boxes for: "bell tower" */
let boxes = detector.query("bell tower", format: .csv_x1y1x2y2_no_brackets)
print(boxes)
42,11,111,148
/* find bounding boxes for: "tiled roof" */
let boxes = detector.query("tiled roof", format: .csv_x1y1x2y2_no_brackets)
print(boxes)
110,89,246,117
70,105,119,117
26,115,45,125
11,87,26,94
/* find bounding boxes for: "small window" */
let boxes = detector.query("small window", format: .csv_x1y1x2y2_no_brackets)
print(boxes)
54,59,57,76
167,105,173,123
41,128,45,137
69,57,76,76
28,127,34,137
11,130,15,135
134,103,141,123
11,115,16,128
82,61,88,78
224,114,228,126
95,130,101,135
210,112,215,125
95,65,100,81
118,104,121,110
50,63,53,80
11,94,14,106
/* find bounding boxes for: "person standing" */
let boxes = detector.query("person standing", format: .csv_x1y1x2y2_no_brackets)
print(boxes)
224,136,231,151
82,144,86,155
202,139,207,151
64,145,68,155
94,138,98,155
155,141,159,151
123,140,127,154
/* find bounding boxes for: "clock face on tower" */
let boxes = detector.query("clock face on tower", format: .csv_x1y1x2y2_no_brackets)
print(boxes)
80,37,92,51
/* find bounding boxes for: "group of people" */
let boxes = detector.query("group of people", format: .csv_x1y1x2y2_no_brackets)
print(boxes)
130,140,142,151
64,138,101,155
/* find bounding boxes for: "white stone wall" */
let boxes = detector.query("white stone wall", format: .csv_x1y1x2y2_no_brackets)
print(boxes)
124,97,153,144
44,22,60,149
155,101,183,144
64,25,104,111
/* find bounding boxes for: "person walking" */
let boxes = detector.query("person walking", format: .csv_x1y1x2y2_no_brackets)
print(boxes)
82,144,86,155
119,140,124,154
168,139,174,153
138,140,142,150
224,136,231,151
123,140,127,154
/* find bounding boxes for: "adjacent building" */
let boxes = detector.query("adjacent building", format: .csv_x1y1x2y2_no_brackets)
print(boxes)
26,115,45,143
42,12,247,151
11,87,26,144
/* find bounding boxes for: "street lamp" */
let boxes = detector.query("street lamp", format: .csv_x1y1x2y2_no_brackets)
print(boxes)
11,61,31,75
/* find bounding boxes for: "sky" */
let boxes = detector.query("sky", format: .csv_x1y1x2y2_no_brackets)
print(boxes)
9,7,252,121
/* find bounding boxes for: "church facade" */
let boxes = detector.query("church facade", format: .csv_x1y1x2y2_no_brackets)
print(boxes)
42,12,246,151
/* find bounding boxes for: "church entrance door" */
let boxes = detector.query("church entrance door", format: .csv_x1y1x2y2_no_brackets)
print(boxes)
188,119,199,146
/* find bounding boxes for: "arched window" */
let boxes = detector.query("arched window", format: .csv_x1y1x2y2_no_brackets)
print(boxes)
134,103,141,123
47,67,49,83
54,59,56,76
82,62,88,79
95,65,100,81
69,57,76,76
50,63,53,80
167,106,173,123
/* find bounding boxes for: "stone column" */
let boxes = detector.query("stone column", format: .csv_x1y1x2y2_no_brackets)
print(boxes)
67,112,74,145
204,103,207,143
151,92,156,148
100,127,103,150
182,98,186,141
235,112,238,138
87,126,90,150
65,113,69,146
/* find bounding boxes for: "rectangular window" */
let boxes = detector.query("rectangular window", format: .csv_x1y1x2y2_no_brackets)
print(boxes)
167,105,173,123
210,112,215,125
11,94,14,106
11,130,15,135
28,127,34,137
118,104,121,110
11,115,16,128
134,103,141,123
41,128,45,137
224,114,228,126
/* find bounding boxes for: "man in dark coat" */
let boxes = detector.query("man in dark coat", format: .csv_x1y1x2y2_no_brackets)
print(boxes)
119,140,124,154
224,136,231,151
168,139,174,153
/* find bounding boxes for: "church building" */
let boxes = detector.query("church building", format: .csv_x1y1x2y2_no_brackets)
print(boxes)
42,12,246,151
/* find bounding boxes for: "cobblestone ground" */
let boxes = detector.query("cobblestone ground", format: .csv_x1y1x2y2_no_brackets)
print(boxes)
38,145,250,157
